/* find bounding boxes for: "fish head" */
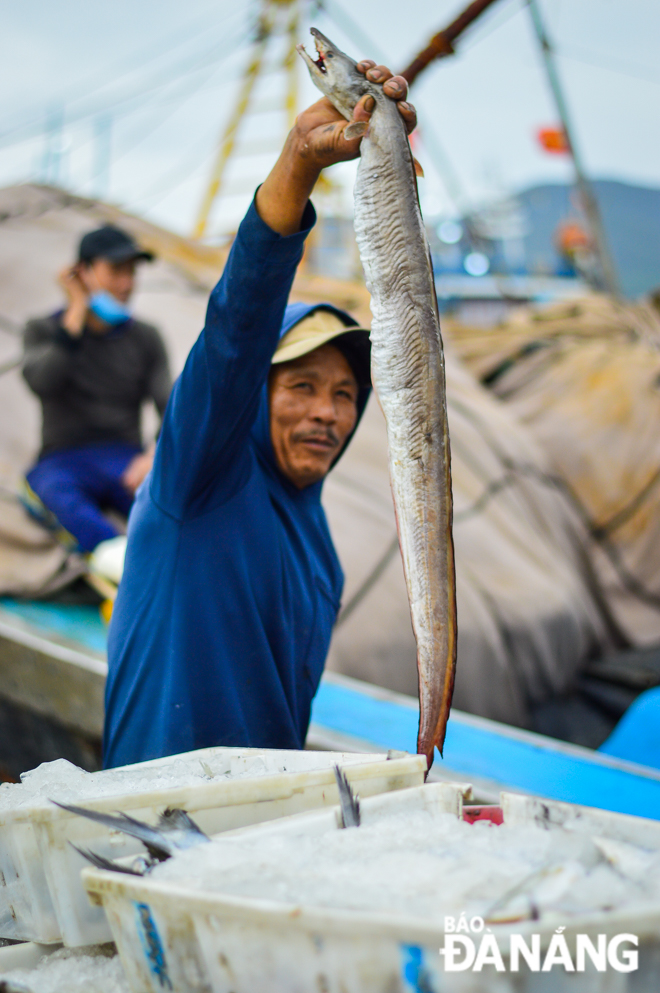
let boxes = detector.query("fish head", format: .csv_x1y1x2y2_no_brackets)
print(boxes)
297,28,372,120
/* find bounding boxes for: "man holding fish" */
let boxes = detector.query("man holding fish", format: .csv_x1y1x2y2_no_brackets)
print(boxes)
103,53,421,768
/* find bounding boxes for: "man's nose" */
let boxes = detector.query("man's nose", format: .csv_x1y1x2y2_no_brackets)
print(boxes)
310,392,337,423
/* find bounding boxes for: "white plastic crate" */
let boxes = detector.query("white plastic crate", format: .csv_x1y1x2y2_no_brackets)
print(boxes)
84,784,660,993
0,747,425,948
0,939,61,974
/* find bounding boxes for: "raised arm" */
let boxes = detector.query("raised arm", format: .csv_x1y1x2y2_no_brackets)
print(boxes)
22,265,90,396
150,76,416,520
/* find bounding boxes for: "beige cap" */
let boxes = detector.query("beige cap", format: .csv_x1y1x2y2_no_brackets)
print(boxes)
272,309,370,365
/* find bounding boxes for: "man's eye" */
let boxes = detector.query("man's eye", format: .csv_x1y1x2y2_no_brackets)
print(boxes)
293,381,313,391
337,389,355,400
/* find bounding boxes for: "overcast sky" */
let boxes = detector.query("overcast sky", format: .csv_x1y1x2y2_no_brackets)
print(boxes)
0,0,658,236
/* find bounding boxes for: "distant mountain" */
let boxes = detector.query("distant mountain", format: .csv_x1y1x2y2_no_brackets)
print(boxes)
516,180,660,299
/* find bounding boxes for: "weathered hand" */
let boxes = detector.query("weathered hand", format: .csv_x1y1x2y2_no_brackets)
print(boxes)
356,61,417,135
57,265,88,306
257,59,417,236
57,265,89,337
293,63,417,172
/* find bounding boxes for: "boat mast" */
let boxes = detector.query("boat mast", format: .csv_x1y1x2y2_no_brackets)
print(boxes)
192,0,300,241
399,0,501,85
527,0,619,296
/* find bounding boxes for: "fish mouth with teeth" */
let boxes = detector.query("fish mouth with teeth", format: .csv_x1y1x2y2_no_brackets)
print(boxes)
310,30,330,69
312,45,327,73
296,29,375,123
296,35,331,75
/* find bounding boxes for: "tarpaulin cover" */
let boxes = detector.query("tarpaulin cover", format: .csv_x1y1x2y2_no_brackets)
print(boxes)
447,294,660,649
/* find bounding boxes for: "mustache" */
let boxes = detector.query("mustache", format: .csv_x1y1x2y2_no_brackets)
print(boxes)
293,428,340,448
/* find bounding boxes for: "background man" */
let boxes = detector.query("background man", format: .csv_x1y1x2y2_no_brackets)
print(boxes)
103,61,415,767
22,225,171,579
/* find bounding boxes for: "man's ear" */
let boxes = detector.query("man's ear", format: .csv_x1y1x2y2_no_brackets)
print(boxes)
76,261,94,290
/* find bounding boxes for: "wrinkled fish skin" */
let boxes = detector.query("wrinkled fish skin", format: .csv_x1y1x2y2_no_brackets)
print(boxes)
298,30,457,766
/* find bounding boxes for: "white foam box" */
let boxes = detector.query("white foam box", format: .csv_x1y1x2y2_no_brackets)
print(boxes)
83,785,660,993
0,747,425,948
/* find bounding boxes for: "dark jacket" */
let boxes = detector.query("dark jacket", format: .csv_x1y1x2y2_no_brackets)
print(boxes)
102,199,369,767
23,313,171,456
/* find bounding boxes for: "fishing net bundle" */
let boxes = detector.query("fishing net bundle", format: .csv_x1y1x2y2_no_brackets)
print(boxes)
323,345,616,728
445,294,660,648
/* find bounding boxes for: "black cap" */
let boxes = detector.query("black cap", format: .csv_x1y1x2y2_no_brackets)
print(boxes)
77,225,154,265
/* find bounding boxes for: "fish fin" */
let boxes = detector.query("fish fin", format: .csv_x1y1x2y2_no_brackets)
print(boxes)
344,120,368,141
71,843,145,876
334,765,361,828
52,800,172,861
52,799,135,832
413,157,425,178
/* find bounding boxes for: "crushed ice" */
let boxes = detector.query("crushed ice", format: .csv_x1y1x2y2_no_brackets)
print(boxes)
152,806,660,923
0,944,129,993
0,750,379,814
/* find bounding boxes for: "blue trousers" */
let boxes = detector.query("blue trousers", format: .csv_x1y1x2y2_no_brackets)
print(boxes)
26,442,141,553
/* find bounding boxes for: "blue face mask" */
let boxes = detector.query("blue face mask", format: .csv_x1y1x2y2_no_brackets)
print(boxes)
89,291,131,326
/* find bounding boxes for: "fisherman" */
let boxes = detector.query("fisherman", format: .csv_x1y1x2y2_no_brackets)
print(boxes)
22,225,171,579
103,61,416,766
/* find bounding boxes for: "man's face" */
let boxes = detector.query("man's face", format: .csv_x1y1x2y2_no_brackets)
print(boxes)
269,343,359,489
80,258,136,303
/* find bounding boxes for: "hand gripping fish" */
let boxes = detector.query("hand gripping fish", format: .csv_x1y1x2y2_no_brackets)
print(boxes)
299,30,457,768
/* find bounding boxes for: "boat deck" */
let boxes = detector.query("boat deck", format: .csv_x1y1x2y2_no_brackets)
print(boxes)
2,597,660,819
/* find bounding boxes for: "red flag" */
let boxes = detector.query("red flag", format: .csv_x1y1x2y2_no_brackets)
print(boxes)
537,127,569,154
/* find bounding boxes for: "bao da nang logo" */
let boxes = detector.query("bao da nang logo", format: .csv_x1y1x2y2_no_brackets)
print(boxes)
440,915,639,973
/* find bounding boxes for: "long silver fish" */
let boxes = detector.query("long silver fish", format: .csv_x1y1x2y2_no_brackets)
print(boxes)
298,30,457,767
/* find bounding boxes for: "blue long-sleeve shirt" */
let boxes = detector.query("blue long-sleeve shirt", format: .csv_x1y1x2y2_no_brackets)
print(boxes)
103,199,368,767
